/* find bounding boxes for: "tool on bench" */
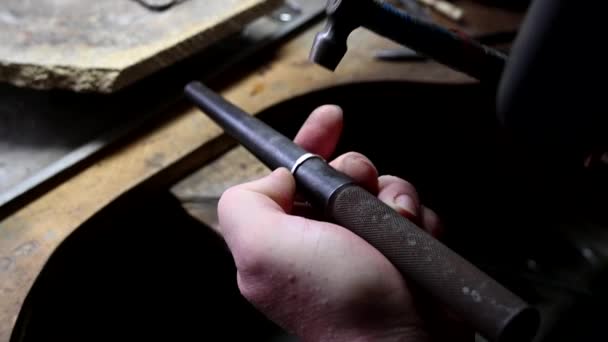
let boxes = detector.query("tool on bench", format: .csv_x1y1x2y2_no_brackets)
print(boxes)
396,0,431,20
309,0,507,84
184,82,540,342
416,0,464,21
375,30,517,61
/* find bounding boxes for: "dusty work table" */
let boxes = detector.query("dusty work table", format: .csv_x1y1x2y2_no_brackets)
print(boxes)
0,2,522,340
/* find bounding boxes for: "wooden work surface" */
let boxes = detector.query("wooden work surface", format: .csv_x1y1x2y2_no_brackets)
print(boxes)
0,0,281,92
0,2,522,340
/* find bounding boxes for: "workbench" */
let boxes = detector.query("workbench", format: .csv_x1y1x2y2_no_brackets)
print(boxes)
0,2,522,340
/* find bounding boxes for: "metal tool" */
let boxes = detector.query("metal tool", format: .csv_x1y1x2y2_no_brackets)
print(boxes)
396,0,431,20
309,0,507,83
375,30,517,61
184,81,540,342
416,0,464,21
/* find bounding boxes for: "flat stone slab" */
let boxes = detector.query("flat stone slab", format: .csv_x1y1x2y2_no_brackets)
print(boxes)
0,0,281,92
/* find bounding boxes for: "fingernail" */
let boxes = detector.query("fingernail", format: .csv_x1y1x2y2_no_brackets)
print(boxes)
395,194,418,216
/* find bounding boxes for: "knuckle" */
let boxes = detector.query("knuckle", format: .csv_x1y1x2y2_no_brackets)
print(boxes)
218,185,240,208
217,187,241,223
379,175,417,193
237,272,274,309
334,152,379,192
217,187,272,276
230,230,271,279
342,151,369,162
422,206,443,237
341,152,377,173
234,247,283,311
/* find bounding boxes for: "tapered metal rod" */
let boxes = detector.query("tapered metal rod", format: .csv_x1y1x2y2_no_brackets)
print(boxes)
184,82,305,169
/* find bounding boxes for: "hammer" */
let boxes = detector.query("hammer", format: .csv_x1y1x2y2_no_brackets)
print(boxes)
309,0,508,84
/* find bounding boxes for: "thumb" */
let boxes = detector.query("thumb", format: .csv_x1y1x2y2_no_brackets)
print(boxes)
218,168,296,241
218,168,296,270
236,167,296,213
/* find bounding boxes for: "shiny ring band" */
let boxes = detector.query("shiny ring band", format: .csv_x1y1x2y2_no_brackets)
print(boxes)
290,153,324,175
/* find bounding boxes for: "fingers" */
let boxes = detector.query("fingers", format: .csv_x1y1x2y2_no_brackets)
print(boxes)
378,176,420,220
293,105,343,159
377,175,443,238
235,167,296,213
421,206,443,238
327,156,443,237
293,106,378,193
218,168,296,243
330,152,379,194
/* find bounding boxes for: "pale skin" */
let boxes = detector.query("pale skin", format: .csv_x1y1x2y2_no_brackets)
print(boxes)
218,105,472,341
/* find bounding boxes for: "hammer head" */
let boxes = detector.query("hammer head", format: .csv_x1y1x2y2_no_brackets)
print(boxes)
309,0,365,70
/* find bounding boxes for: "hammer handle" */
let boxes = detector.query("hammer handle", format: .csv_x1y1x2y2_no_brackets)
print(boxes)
366,1,507,83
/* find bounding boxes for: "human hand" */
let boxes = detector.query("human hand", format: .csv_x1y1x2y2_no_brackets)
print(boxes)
218,105,470,341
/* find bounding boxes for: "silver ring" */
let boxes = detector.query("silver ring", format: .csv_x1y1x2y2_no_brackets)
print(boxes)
290,153,324,174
